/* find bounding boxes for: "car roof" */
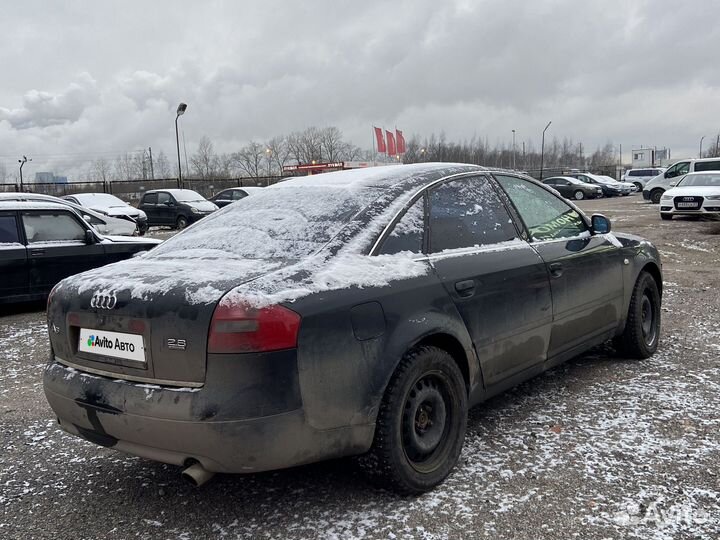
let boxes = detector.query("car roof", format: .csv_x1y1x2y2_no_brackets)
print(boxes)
684,171,720,176
144,188,201,195
0,200,80,211
268,163,487,192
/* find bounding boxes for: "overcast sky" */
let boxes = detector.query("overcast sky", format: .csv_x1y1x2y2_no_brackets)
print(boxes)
1,0,719,179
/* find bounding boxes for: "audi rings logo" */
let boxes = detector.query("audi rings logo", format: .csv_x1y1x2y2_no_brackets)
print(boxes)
90,292,118,310
683,196,694,201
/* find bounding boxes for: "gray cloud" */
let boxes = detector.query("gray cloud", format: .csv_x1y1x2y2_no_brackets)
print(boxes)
1,0,720,179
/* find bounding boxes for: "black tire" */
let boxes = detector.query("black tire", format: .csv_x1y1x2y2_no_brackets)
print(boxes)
614,271,661,359
573,190,585,200
358,346,467,495
176,215,188,230
650,189,664,204
660,213,672,221
633,182,643,192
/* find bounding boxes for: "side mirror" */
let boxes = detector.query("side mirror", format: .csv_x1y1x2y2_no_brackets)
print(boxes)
670,182,677,187
591,214,611,234
84,229,97,244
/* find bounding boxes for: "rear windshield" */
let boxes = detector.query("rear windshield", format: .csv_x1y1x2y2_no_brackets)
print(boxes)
147,185,382,261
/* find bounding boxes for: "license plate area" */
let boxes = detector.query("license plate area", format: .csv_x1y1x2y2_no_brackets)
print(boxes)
77,328,147,368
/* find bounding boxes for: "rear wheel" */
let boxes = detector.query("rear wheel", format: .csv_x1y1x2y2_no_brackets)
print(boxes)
176,215,188,230
573,190,585,200
650,189,664,204
614,271,661,359
358,346,467,494
633,182,643,192
660,213,672,221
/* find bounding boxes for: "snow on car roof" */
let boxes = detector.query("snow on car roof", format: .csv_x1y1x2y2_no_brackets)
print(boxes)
0,200,78,211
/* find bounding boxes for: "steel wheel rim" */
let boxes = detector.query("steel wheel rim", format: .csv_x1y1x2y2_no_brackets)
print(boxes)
641,293,657,346
575,191,584,200
402,373,453,473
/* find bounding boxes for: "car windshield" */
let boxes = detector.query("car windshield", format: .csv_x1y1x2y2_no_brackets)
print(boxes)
677,174,720,187
147,185,382,261
170,190,206,202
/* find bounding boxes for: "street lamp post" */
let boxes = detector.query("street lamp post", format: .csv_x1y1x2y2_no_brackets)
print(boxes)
18,155,31,191
175,102,187,188
539,121,552,180
700,135,706,158
512,129,516,170
265,148,272,185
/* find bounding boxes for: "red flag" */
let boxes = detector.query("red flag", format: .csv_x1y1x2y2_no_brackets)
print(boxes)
386,130,397,156
396,129,406,154
373,127,386,153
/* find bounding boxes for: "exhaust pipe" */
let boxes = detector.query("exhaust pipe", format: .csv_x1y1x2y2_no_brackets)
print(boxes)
181,462,215,487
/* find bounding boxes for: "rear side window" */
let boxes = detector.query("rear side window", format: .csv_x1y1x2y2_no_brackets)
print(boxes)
495,176,587,241
428,176,518,253
142,193,158,205
0,215,20,244
694,160,720,172
380,197,425,255
22,212,86,243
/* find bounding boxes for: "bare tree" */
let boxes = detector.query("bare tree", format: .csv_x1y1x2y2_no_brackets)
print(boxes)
155,151,172,178
92,158,112,184
190,136,219,179
0,162,8,183
114,153,137,181
233,141,266,178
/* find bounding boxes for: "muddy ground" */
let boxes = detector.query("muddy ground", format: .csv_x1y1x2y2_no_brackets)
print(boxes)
1,195,719,539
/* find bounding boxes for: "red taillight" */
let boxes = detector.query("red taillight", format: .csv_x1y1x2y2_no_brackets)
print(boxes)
207,300,301,354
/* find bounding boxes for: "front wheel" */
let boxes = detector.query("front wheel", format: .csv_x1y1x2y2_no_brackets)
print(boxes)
358,346,467,494
573,190,585,200
650,189,664,204
614,271,661,359
176,215,188,230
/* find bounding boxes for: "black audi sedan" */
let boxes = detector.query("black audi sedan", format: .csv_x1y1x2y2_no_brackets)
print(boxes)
0,201,161,304
43,164,662,494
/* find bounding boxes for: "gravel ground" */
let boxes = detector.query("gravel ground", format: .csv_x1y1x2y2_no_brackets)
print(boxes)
1,195,719,539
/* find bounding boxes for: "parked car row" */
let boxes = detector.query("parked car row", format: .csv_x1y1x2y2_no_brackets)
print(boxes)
541,172,635,200
642,157,720,203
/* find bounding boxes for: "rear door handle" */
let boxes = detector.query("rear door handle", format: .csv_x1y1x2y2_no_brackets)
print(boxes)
549,262,563,278
454,279,476,297
30,248,45,256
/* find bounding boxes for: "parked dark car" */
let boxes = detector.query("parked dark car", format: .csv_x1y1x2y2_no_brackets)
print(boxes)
542,176,603,200
209,187,264,208
43,164,662,494
569,173,634,196
138,189,218,229
0,201,160,304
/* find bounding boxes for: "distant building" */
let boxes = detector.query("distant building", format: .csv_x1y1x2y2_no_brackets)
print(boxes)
631,147,672,168
34,172,68,183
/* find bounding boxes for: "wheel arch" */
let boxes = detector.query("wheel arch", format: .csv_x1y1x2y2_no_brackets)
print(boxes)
641,261,663,298
408,332,472,393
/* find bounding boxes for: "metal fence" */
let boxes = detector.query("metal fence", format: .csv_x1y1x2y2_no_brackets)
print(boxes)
523,165,621,180
0,176,285,203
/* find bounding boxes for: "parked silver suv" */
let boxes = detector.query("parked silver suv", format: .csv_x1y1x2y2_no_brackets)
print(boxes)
622,168,666,191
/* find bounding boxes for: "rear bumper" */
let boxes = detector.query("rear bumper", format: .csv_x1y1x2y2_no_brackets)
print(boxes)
43,358,372,473
642,190,651,200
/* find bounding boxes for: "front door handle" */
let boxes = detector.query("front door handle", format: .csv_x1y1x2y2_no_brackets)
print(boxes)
30,248,45,256
454,279,476,297
549,262,563,278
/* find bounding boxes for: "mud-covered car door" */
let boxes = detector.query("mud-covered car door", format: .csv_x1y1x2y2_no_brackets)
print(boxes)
0,212,28,301
495,175,624,358
427,175,553,385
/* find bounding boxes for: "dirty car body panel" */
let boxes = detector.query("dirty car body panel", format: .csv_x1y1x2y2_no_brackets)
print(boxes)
43,163,662,476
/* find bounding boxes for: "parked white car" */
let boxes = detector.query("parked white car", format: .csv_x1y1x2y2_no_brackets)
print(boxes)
63,193,148,234
659,172,720,220
643,157,720,203
622,168,666,191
